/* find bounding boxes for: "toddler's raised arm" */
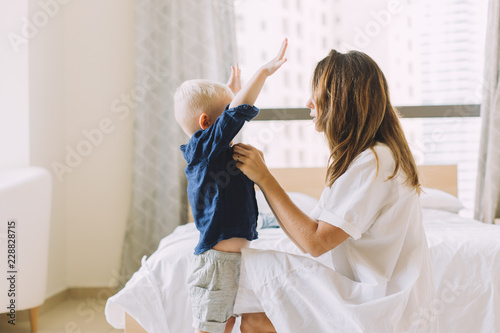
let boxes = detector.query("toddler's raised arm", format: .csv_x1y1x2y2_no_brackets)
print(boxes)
229,38,288,109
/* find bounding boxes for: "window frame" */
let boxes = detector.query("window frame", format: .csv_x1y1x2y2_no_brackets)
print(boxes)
253,104,480,121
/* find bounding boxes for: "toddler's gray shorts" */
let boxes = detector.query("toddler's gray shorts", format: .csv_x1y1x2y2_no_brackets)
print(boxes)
188,249,241,333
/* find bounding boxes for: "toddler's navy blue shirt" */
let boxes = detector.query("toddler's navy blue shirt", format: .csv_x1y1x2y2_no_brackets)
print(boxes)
180,104,259,255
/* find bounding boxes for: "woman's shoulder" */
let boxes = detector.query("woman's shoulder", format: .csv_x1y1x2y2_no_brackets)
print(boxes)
317,143,406,217
351,143,396,176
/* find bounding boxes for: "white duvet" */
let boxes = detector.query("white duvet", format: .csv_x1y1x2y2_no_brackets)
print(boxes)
105,209,500,333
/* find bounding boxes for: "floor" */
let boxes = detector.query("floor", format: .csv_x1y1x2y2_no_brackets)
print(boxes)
0,299,122,333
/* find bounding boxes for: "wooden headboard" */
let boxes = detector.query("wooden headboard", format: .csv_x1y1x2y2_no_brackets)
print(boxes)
268,165,458,199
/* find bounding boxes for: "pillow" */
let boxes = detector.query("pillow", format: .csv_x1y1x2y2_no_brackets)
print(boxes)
257,213,280,229
255,191,319,228
419,187,464,213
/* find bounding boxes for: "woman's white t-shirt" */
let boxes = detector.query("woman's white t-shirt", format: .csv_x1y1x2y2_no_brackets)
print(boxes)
310,143,432,297
236,143,438,332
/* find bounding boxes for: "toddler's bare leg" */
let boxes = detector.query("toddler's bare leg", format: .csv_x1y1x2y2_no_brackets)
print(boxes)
240,312,276,333
223,316,236,333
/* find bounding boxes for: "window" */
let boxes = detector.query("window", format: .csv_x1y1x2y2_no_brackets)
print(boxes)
283,72,290,87
240,116,481,217
240,0,488,107
234,0,488,217
283,18,289,34
401,117,481,215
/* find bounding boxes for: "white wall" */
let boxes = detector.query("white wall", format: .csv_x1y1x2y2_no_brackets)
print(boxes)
28,0,67,297
27,0,134,297
63,0,134,288
0,0,30,169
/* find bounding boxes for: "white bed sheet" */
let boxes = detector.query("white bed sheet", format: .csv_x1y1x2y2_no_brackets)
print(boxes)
420,209,500,333
105,209,500,333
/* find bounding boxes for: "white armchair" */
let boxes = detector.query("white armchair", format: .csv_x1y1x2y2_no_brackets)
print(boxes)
0,167,52,332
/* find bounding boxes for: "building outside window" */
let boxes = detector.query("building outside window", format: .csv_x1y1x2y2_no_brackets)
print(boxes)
234,0,488,217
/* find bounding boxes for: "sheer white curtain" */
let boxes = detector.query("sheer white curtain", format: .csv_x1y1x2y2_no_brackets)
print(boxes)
119,0,237,285
475,0,500,224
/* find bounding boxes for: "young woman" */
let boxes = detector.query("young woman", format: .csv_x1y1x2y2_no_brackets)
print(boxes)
232,50,438,333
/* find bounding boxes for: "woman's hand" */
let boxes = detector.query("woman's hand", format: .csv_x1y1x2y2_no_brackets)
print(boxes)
226,63,241,94
232,143,271,186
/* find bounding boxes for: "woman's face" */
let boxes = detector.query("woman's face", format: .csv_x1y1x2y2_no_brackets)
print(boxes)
306,97,321,132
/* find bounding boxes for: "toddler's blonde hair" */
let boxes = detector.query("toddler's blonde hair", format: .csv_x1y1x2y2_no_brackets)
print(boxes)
174,79,234,135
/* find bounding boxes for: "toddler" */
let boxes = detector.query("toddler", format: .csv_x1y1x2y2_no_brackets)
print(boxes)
174,39,288,333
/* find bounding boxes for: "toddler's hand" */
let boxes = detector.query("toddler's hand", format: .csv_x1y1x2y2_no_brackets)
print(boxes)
226,63,242,94
260,38,288,76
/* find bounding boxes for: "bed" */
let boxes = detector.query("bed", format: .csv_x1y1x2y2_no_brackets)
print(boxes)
105,165,500,333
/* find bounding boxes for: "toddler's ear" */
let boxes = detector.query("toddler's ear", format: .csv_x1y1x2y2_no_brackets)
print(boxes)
199,113,211,130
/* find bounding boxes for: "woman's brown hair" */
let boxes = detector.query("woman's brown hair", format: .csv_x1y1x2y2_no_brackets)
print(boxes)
312,49,421,194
